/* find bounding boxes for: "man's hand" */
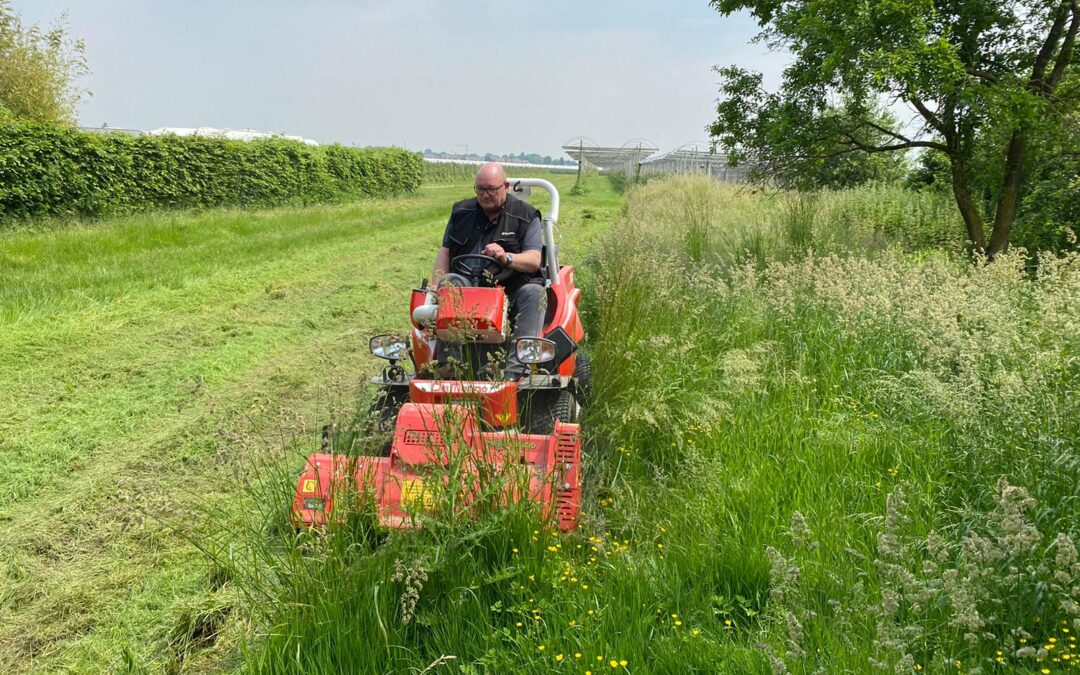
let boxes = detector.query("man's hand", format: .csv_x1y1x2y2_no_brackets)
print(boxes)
482,242,507,264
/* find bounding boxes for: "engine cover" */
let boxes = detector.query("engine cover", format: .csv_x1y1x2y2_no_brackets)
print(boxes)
435,287,507,344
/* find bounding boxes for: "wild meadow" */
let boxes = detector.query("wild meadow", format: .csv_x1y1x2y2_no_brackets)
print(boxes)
206,176,1079,673
2,171,1076,673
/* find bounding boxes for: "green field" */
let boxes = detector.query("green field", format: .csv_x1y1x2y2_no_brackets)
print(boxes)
3,173,1078,674
0,172,619,672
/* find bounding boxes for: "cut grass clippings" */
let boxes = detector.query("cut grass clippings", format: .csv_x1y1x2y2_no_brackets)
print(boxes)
0,172,620,673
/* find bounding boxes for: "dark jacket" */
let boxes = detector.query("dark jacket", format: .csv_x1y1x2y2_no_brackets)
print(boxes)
442,194,543,287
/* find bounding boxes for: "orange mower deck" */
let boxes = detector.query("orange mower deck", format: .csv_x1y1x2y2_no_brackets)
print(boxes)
292,397,582,531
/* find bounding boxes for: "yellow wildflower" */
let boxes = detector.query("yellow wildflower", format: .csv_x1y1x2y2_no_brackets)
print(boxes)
556,654,564,662
610,660,619,668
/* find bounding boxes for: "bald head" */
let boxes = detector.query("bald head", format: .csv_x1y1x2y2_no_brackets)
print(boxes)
473,162,509,217
475,162,507,185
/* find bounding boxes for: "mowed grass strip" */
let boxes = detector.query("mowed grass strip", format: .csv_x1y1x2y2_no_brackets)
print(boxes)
0,173,618,672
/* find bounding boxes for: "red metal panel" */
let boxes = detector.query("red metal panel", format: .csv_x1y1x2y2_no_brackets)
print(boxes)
435,287,506,343
409,380,518,427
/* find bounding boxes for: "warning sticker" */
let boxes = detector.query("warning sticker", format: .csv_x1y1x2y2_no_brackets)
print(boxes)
302,478,317,493
401,479,435,511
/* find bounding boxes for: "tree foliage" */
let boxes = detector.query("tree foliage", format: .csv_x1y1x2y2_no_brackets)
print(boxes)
712,90,909,189
0,1,89,125
710,0,1079,256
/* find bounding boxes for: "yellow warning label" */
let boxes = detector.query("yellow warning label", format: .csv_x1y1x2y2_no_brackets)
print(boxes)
302,478,317,493
401,479,435,511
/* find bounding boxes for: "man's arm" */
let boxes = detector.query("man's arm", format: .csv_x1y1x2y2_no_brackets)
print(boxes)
432,247,450,288
480,215,543,273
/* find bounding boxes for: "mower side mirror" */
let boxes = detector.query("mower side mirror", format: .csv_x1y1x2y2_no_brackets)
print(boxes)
370,334,408,361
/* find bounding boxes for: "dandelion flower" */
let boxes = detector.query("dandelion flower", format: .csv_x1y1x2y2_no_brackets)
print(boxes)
556,654,564,662
620,660,628,667
538,645,546,652
692,629,701,636
610,660,619,668
575,653,581,659
724,619,732,627
675,620,683,627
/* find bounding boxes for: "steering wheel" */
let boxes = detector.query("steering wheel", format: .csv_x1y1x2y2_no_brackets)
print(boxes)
450,254,508,283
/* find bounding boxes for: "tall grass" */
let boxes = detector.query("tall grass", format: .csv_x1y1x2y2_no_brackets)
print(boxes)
581,176,1080,672
223,176,1079,673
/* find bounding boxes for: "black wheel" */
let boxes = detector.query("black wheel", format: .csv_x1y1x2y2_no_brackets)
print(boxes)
522,388,580,435
573,352,593,406
348,388,406,456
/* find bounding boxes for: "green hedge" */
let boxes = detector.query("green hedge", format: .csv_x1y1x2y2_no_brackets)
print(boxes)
0,122,424,222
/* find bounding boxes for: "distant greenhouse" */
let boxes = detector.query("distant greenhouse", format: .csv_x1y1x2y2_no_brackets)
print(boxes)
639,142,749,182
561,137,750,183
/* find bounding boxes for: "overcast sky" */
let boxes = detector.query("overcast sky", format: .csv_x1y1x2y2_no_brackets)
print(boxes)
20,0,789,158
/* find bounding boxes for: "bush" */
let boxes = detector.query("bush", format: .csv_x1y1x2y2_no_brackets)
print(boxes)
0,121,424,223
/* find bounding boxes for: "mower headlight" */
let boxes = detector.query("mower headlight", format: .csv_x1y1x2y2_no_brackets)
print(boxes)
515,337,557,364
370,334,408,361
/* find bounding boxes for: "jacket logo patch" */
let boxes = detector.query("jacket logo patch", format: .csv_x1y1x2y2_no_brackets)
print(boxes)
501,232,516,237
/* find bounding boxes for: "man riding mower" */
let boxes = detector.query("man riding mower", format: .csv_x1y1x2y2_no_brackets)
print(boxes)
292,167,591,532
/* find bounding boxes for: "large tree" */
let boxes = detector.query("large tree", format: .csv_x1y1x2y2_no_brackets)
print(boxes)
0,1,89,125
709,0,1078,256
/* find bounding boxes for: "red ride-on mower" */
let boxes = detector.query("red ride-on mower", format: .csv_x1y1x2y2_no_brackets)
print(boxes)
292,179,589,532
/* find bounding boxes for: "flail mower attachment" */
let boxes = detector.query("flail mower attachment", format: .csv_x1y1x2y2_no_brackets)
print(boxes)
292,398,582,531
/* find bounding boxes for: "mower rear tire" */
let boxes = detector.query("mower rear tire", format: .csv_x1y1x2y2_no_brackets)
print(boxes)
573,352,593,406
523,388,580,435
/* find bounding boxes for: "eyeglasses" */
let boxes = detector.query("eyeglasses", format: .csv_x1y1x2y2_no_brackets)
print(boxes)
474,184,505,195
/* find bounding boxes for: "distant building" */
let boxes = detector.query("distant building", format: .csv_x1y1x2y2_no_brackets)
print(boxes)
146,127,319,146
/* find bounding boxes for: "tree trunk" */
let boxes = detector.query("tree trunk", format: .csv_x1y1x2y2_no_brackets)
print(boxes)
988,129,1028,258
949,155,987,253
